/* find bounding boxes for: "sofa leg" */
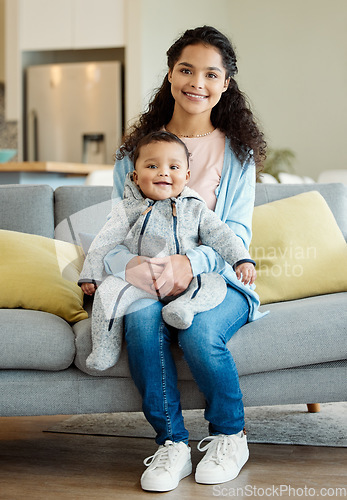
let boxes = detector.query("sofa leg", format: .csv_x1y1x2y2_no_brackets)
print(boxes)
307,403,321,413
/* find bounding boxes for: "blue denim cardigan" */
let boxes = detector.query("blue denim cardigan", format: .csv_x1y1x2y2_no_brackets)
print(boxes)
106,138,263,322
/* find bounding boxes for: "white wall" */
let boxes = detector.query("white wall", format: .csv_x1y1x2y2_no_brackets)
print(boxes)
225,0,347,180
126,0,347,179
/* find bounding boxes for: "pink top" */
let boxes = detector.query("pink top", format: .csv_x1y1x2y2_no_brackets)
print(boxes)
181,128,225,210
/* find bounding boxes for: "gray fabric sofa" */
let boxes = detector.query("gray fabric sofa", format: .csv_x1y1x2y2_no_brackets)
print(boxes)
1,182,346,417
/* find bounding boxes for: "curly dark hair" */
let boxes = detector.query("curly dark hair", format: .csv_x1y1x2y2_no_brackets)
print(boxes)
117,26,266,171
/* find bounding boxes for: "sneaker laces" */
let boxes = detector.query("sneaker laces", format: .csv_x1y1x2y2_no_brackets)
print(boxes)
143,440,183,473
197,434,239,469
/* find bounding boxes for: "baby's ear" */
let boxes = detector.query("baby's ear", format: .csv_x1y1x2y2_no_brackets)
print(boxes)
185,169,191,182
132,170,139,184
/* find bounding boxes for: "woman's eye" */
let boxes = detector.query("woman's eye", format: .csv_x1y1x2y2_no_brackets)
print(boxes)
207,73,218,79
181,68,191,74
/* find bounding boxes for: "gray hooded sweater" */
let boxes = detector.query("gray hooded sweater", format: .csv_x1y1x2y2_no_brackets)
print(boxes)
79,173,254,285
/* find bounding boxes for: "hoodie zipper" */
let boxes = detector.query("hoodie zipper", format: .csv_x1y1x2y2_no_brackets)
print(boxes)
138,202,154,255
171,200,180,254
138,200,180,256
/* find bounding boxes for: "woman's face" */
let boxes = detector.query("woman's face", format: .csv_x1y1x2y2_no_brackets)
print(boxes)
168,43,230,120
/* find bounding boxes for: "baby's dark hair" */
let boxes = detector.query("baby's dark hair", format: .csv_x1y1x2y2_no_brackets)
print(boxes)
132,131,190,168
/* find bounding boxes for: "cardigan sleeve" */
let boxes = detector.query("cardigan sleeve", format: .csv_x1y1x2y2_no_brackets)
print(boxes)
186,152,256,276
111,153,134,206
221,156,256,250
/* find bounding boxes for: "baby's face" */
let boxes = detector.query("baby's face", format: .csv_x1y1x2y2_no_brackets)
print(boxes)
133,141,190,200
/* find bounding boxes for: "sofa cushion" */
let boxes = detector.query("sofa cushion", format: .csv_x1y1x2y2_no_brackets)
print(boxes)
54,186,112,244
0,184,54,237
255,182,347,241
250,191,347,304
0,309,75,370
73,292,347,379
0,229,87,322
176,293,347,379
230,292,347,376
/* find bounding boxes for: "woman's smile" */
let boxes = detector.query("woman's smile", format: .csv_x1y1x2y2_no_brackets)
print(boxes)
183,91,209,101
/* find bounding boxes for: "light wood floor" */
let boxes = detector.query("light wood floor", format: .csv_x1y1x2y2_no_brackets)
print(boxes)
0,415,346,500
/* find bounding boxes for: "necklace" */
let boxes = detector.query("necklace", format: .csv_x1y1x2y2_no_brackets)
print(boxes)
166,127,215,138
179,129,215,138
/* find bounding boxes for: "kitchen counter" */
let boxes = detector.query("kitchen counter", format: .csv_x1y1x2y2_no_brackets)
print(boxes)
0,162,114,188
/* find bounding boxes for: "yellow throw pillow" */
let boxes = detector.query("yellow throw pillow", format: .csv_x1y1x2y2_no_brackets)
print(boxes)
250,191,347,305
0,229,88,322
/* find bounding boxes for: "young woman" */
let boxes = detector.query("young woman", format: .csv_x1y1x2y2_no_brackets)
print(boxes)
105,26,266,492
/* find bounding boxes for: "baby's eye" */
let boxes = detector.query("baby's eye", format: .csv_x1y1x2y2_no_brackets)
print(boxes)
147,164,157,169
170,165,180,170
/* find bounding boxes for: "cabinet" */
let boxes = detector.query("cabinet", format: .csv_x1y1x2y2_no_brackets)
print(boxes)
74,0,124,49
20,0,72,50
20,0,124,51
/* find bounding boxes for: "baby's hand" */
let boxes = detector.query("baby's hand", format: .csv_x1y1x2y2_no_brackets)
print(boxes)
235,262,257,286
81,282,97,296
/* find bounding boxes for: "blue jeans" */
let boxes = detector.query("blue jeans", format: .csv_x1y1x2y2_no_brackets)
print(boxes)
124,285,249,445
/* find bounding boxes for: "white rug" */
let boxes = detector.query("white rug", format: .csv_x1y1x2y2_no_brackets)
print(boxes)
46,402,347,447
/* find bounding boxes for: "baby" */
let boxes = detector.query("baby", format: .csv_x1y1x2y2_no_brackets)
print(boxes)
79,131,256,371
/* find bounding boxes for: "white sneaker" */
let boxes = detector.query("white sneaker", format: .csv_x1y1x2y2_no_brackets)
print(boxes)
141,440,192,492
195,431,249,484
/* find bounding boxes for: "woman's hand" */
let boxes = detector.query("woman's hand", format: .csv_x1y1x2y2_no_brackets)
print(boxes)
148,255,193,298
125,256,164,296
